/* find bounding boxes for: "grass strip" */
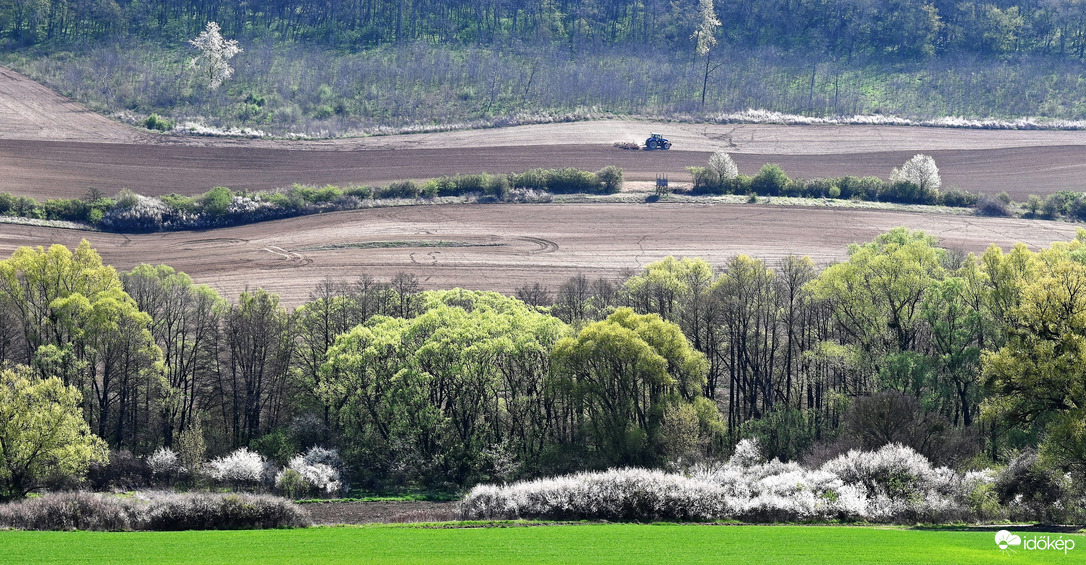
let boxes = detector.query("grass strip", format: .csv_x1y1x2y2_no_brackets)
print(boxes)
0,523,1078,564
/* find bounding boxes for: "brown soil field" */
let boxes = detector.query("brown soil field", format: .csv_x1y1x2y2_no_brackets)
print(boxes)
1,66,1085,201
4,138,1085,202
0,67,148,144
0,204,1076,306
0,65,1083,304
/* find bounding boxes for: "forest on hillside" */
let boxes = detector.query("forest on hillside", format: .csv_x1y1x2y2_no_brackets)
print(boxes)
3,0,1086,136
4,0,1086,59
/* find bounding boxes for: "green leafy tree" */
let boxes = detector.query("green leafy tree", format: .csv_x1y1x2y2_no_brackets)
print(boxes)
202,186,233,217
552,308,713,466
982,233,1086,476
809,228,946,392
922,275,988,426
0,241,162,448
323,290,567,484
0,367,108,501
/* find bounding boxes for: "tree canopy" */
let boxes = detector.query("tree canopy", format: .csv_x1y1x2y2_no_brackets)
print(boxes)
982,232,1086,477
0,367,108,501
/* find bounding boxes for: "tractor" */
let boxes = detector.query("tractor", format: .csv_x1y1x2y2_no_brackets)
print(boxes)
645,133,672,150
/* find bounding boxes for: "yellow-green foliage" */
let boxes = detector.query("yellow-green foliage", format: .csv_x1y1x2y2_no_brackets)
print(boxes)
0,367,108,500
981,230,1086,475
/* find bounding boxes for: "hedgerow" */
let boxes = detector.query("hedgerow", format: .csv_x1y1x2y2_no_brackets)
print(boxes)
460,441,997,524
0,166,622,233
0,491,309,531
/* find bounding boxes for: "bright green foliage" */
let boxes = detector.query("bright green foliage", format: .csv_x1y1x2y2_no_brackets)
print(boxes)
922,275,988,426
623,258,717,374
551,308,714,465
201,187,233,217
982,231,1086,476
0,367,108,501
750,164,790,196
624,256,714,325
810,228,946,392
322,290,568,484
0,241,162,447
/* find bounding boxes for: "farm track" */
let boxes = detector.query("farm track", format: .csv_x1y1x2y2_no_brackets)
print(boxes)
0,65,1084,304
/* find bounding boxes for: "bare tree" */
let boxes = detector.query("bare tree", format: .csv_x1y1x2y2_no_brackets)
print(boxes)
220,289,294,446
515,282,552,307
390,272,421,318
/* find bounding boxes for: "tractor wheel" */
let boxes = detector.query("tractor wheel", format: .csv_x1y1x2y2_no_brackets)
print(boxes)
663,142,671,150
647,140,658,150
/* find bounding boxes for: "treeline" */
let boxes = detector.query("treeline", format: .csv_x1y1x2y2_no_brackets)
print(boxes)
0,166,621,232
685,162,980,207
1,230,1084,493
6,0,1086,61
6,2,1086,138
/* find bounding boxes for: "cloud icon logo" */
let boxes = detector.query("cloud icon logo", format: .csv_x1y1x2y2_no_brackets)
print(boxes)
996,530,1022,550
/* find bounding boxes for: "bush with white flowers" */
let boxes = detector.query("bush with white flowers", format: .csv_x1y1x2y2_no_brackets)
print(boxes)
204,448,268,486
274,447,347,498
146,447,184,482
461,441,985,523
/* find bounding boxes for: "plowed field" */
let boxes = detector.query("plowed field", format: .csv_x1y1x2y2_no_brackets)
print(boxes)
0,64,1082,303
0,204,1075,305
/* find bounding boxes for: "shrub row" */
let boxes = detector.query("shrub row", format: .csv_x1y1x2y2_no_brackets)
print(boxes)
0,491,310,531
0,191,114,225
686,164,980,207
92,446,349,500
460,441,1079,524
0,166,621,233
1024,190,1086,221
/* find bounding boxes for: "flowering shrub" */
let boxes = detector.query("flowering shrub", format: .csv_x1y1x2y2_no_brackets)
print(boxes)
146,447,184,483
461,441,985,523
274,447,348,498
993,450,1079,523
101,194,195,232
204,448,268,486
707,109,1086,130
0,491,309,531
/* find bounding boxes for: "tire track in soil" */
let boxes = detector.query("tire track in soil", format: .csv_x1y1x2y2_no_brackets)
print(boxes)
518,237,559,254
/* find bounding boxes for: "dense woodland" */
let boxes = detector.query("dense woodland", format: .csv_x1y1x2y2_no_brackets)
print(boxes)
4,0,1086,137
5,0,1086,59
1,230,1083,493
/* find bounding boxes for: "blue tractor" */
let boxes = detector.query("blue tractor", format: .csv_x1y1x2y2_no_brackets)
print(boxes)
645,133,672,150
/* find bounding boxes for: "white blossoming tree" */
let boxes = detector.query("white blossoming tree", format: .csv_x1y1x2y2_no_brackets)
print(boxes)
708,150,739,185
189,22,242,90
890,154,941,192
693,0,721,105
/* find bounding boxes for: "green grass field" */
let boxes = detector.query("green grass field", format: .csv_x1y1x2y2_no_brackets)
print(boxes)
0,524,1080,564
